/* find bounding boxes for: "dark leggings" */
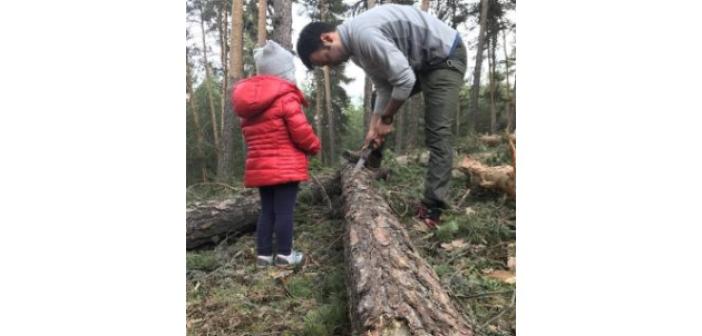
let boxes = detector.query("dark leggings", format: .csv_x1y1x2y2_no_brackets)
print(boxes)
256,182,299,256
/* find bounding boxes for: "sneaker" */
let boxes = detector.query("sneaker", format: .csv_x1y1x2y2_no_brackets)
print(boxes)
274,250,304,267
416,203,442,230
256,255,273,268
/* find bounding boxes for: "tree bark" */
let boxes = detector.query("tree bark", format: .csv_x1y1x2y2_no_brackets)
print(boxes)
257,0,267,46
323,66,336,163
218,3,228,135
341,165,474,335
363,77,373,133
199,9,221,162
314,69,325,163
502,30,515,133
271,0,292,50
469,0,489,132
187,173,341,249
458,156,515,198
489,35,497,134
320,1,336,164
216,0,244,183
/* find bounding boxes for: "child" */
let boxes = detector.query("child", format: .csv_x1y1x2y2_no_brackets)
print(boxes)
231,40,321,267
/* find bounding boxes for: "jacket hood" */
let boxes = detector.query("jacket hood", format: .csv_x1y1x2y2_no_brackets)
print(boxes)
231,75,307,119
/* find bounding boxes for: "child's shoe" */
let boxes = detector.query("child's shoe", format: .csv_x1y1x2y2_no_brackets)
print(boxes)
256,255,273,268
274,250,304,267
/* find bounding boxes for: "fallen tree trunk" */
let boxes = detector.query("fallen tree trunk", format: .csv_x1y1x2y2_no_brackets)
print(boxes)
341,165,473,335
478,134,502,146
458,156,515,198
186,173,340,249
478,133,516,146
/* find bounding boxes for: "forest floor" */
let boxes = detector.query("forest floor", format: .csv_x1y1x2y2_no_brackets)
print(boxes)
186,135,516,336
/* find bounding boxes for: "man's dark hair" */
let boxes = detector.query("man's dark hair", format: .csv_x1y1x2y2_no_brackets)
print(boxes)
296,22,336,70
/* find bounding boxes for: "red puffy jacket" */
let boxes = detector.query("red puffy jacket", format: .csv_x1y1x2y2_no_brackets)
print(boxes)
232,75,321,188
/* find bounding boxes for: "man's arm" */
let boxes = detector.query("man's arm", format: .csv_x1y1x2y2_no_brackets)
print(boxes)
364,98,405,148
358,33,415,114
379,98,404,123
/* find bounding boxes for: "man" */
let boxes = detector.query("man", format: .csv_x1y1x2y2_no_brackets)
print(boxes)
296,4,467,228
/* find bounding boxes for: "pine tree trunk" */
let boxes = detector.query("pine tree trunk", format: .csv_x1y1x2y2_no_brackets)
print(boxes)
321,1,335,164
218,4,228,135
199,10,220,162
187,50,208,182
489,36,497,134
271,0,292,50
257,0,267,46
341,165,474,335
323,66,335,163
469,0,489,132
314,69,325,164
502,30,514,133
363,77,373,133
216,0,244,182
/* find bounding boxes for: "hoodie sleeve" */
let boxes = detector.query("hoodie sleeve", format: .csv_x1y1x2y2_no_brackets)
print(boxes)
358,32,415,114
282,97,321,155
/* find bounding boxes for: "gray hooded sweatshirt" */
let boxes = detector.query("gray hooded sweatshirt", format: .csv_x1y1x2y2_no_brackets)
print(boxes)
337,4,459,115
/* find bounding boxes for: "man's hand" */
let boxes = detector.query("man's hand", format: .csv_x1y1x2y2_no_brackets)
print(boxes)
364,118,393,148
373,118,393,140
364,127,378,148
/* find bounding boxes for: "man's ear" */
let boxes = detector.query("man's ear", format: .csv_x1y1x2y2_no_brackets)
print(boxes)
320,32,334,45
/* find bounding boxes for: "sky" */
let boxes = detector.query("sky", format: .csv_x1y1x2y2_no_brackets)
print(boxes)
187,0,515,106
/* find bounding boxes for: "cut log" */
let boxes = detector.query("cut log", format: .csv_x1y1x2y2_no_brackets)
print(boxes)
186,189,257,249
478,133,516,146
341,165,473,335
478,134,502,146
186,173,340,249
457,156,515,198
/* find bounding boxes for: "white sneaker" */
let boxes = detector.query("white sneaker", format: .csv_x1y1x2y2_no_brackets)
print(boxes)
275,250,304,267
256,255,273,268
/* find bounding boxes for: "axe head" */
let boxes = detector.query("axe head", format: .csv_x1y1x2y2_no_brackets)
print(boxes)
351,146,373,175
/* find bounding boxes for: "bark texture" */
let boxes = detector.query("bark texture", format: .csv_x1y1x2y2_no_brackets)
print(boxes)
469,0,490,129
341,165,473,336
271,0,292,50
